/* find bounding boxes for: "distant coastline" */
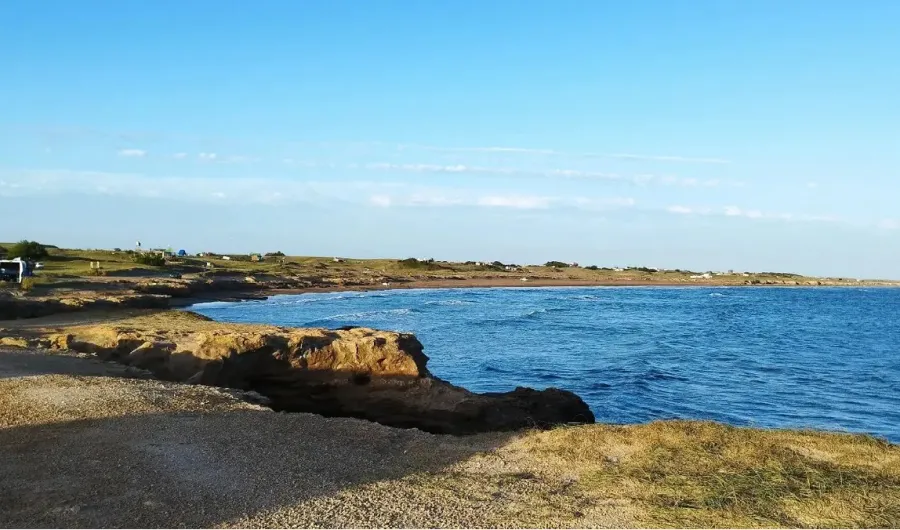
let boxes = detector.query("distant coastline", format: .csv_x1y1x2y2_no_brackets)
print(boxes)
2,244,898,323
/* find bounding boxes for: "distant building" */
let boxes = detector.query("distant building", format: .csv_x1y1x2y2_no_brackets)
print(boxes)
222,256,231,261
177,249,187,257
251,254,263,262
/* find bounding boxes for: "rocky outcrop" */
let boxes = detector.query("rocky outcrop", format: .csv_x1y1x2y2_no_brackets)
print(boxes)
0,277,285,320
0,292,171,320
27,311,594,434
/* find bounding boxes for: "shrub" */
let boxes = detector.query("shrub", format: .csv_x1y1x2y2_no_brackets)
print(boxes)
585,265,599,271
8,240,49,261
398,258,443,270
265,251,286,257
545,261,570,268
398,258,425,269
133,253,166,267
19,277,35,292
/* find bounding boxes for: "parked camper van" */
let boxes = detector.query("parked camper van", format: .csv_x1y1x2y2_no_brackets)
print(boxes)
0,259,33,283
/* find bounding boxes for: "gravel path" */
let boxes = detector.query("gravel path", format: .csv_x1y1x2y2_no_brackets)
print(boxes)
0,348,627,528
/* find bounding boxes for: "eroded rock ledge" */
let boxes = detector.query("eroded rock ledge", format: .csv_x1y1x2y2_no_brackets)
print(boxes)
4,311,594,434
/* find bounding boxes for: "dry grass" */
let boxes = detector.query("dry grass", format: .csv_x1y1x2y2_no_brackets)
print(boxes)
509,420,900,528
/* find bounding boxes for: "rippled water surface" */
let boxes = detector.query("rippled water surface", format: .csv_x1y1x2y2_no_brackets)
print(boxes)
191,287,900,441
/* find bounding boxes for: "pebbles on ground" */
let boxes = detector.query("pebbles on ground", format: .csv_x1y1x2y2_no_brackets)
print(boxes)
0,348,626,528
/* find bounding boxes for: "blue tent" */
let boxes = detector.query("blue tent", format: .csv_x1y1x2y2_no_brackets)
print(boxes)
177,249,187,256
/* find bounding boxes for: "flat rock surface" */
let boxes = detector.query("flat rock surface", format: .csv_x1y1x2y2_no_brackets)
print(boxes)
0,348,627,528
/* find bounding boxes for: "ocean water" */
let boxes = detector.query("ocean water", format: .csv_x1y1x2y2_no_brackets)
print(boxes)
190,286,900,442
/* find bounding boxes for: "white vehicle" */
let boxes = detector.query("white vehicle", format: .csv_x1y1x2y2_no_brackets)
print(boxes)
0,259,34,283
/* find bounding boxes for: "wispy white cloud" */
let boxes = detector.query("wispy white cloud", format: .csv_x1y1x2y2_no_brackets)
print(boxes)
369,194,393,207
667,203,838,223
399,144,560,156
878,219,899,230
599,153,730,164
367,189,635,211
362,161,723,187
0,169,378,205
476,195,553,209
573,197,637,209
0,169,634,214
112,146,730,187
118,148,146,158
29,126,729,165
223,155,258,163
396,143,730,164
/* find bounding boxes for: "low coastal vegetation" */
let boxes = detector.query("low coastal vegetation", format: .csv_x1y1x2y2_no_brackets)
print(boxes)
513,421,900,528
2,243,891,286
131,252,166,267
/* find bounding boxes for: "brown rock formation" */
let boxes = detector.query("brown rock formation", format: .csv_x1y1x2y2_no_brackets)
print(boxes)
27,311,594,434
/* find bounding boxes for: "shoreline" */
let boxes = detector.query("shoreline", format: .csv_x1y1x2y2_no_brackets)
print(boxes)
4,276,893,328
172,276,898,309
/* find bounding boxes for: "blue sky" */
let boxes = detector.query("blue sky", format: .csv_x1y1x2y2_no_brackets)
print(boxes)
2,1,898,277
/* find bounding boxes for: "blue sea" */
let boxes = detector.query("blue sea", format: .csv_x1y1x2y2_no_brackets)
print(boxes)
190,286,900,442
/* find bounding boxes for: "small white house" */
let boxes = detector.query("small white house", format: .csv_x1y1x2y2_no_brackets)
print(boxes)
222,256,231,261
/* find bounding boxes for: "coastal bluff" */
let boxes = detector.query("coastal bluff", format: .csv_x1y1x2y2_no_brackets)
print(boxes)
3,311,594,434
